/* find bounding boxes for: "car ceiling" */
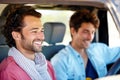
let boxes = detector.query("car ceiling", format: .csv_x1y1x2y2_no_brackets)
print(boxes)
0,0,108,11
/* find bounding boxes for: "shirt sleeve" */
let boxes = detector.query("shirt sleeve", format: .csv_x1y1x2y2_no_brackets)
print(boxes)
90,43,120,64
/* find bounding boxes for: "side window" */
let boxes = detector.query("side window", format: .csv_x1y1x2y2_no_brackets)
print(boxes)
107,11,120,47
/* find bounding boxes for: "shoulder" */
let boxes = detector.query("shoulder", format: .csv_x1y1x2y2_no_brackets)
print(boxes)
87,42,109,56
0,56,17,78
89,42,108,49
0,56,31,80
51,45,71,62
51,45,75,69
53,45,73,58
0,56,16,72
91,42,107,46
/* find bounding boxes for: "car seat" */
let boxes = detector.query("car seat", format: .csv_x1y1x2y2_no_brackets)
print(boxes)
42,22,66,60
0,16,9,63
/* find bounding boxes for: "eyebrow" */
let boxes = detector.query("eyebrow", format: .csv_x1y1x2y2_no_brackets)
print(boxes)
30,27,44,31
30,28,39,30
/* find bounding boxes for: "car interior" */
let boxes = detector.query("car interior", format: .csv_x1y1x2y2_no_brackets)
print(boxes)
0,4,109,61
42,22,66,60
0,1,120,77
0,15,9,63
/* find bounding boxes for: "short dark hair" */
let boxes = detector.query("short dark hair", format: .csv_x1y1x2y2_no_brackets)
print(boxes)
69,8,100,32
2,6,41,47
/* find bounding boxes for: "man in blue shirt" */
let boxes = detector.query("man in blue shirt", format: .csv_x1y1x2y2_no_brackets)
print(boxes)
51,9,120,80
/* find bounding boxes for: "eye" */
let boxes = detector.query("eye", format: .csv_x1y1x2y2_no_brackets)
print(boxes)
32,30,37,33
41,28,44,32
83,30,88,33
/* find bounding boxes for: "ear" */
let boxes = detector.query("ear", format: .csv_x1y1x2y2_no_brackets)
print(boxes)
12,31,21,40
70,27,76,36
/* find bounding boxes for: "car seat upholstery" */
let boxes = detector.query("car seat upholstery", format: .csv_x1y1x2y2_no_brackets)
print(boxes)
0,16,9,63
42,22,66,60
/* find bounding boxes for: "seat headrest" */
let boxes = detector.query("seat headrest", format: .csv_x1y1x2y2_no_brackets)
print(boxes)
0,34,6,45
0,16,6,45
44,22,66,44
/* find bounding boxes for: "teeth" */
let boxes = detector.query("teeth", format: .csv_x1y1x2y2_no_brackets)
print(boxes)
34,41,42,45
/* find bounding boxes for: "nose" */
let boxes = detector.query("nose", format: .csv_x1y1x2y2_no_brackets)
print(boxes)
37,31,45,40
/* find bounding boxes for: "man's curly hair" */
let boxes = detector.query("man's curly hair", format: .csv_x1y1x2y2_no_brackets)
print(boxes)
1,6,41,47
69,8,100,32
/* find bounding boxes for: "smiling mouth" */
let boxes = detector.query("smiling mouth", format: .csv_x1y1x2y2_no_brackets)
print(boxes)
34,41,42,46
84,40,91,45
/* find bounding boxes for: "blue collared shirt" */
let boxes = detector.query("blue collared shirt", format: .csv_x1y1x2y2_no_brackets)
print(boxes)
51,42,120,80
